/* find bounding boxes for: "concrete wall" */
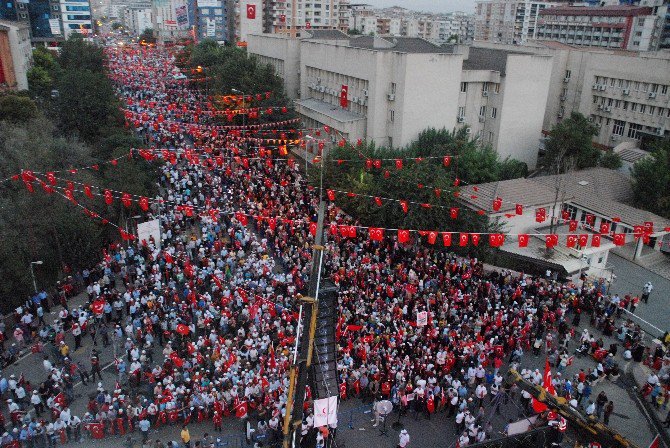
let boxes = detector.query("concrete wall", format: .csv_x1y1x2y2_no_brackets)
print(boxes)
0,22,31,90
247,34,300,99
497,53,553,168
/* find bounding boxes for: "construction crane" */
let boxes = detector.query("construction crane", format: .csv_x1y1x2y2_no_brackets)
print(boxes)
505,369,639,448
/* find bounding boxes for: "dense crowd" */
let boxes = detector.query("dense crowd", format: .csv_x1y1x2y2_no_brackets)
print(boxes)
1,44,668,448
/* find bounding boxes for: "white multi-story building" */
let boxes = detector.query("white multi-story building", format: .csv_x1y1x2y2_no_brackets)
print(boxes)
474,0,558,44
0,20,31,91
262,0,344,34
248,32,553,168
151,0,189,42
123,6,153,35
60,0,93,38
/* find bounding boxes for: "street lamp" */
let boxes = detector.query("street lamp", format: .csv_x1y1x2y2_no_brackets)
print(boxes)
30,261,43,294
125,215,142,245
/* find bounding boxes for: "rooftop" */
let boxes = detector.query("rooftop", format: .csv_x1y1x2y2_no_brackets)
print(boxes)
295,98,365,123
302,29,350,40
539,5,654,17
347,36,453,53
459,168,670,231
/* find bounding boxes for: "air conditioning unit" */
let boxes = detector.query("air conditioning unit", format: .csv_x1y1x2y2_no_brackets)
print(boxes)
649,92,657,99
457,116,465,123
622,88,630,95
656,128,665,135
318,86,325,93
479,116,485,122
358,97,365,105
604,106,612,112
465,127,472,134
599,85,606,91
387,93,395,101
597,104,604,110
352,96,359,103
592,84,599,90
564,77,570,83
362,89,369,97
482,91,489,97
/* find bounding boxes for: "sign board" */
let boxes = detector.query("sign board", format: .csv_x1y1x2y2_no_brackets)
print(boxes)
198,0,220,7
137,218,161,249
175,5,188,27
49,19,62,35
206,17,216,37
164,20,177,25
416,311,428,327
313,396,338,427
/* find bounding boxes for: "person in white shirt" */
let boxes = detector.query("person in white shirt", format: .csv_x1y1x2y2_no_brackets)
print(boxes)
398,429,410,447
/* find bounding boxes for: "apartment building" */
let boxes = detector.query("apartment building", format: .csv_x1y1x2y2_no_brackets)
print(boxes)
474,0,558,44
248,33,554,168
122,6,152,35
187,0,228,42
0,0,93,44
0,20,31,90
261,0,344,34
536,5,661,51
348,7,474,44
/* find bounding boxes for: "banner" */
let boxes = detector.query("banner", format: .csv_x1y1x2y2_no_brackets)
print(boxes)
340,85,348,108
137,218,161,249
246,3,256,19
175,5,188,27
206,18,216,37
313,396,338,427
416,311,428,327
49,19,62,35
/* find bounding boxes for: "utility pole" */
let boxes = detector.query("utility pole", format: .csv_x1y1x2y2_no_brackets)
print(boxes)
283,199,326,448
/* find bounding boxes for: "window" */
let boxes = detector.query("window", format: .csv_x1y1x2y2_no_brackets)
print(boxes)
494,83,500,94
623,101,628,111
651,84,659,93
488,131,494,143
659,108,665,117
458,106,465,118
460,82,467,93
615,100,621,108
608,98,613,106
639,104,646,114
649,106,655,115
565,70,571,79
642,83,648,92
634,81,640,91
613,120,625,136
390,82,396,94
610,78,615,87
617,79,623,88
628,123,642,139
479,106,486,117
662,85,668,95
631,103,638,112
491,107,497,119
389,110,395,122
482,82,489,93
637,17,645,25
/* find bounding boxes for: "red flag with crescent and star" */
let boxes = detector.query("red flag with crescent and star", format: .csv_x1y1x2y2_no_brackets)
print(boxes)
340,85,348,108
246,3,256,19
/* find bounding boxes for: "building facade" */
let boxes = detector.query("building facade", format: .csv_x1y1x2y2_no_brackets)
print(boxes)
123,6,152,35
536,5,661,51
474,0,558,44
187,0,227,42
0,0,93,44
248,33,554,168
0,20,31,90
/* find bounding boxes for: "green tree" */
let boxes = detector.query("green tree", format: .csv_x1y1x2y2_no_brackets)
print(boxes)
599,151,622,170
544,112,600,173
56,69,123,143
28,47,62,98
0,95,38,123
58,36,106,73
139,28,156,44
631,140,670,219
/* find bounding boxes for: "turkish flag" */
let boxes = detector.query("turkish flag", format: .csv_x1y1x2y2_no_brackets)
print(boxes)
586,214,595,226
600,222,610,234
535,208,546,223
566,234,577,248
443,156,452,167
532,359,556,413
591,234,601,247
327,189,335,201
92,300,105,315
459,233,469,247
340,85,348,108
398,229,410,244
518,234,529,247
492,197,502,212
442,232,452,247
305,21,311,29
246,4,256,19
515,204,523,215
400,200,408,213
614,233,625,246
488,233,505,247
569,220,578,232
427,231,438,245
578,234,588,247
369,227,384,241
450,207,459,219
471,234,480,246
309,222,317,237
545,234,558,248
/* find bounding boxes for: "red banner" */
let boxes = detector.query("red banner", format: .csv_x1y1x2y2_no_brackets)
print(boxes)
340,85,348,108
246,4,256,19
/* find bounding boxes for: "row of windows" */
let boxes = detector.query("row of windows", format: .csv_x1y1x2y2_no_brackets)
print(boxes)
542,15,627,24
460,81,501,94
594,116,655,140
593,76,669,95
592,95,670,117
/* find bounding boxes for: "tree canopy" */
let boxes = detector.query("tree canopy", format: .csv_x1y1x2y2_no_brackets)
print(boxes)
318,127,525,257
544,112,600,173
0,95,38,123
631,139,670,219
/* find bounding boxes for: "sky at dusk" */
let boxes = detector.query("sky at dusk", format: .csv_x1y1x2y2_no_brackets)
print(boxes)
361,0,477,13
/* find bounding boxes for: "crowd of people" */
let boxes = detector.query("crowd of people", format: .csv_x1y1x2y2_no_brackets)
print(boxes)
1,43,668,448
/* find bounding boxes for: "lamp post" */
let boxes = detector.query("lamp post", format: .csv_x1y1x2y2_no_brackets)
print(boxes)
125,215,142,246
30,261,43,294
